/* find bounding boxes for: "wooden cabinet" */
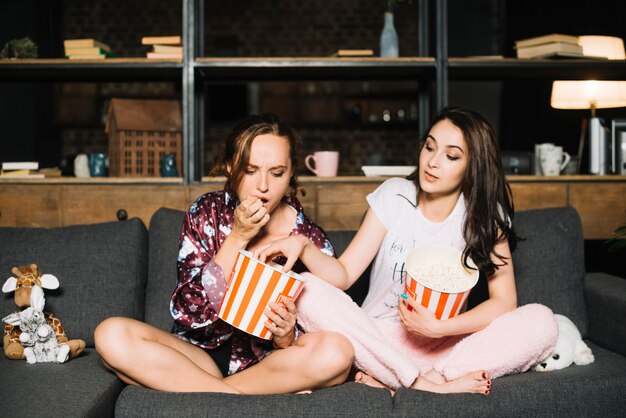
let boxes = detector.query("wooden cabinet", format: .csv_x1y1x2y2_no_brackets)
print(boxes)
187,183,225,208
569,183,626,240
509,183,568,211
0,185,62,228
315,184,378,230
1,177,624,238
61,185,188,226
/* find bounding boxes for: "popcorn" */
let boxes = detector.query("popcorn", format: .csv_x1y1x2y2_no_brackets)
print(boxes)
407,263,476,294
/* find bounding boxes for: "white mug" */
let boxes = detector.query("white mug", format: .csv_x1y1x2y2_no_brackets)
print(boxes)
305,151,339,177
74,154,91,178
537,144,571,176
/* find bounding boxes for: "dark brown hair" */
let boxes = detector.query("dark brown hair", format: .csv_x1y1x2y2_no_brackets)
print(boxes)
210,113,301,198
408,107,518,276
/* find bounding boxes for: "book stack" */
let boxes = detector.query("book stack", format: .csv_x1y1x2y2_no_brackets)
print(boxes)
142,36,183,59
0,162,45,178
515,34,583,59
64,38,112,60
332,49,374,57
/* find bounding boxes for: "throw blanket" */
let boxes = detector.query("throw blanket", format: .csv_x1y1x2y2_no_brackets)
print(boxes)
296,273,558,390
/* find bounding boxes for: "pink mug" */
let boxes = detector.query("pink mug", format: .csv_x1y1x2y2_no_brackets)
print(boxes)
305,151,339,177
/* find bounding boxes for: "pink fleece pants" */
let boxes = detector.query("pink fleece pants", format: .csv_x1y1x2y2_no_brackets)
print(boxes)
296,273,558,390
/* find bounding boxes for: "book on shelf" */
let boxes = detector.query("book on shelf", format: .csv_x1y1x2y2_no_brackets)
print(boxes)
153,44,183,53
514,33,580,49
63,38,111,53
0,173,46,179
466,55,505,60
146,51,183,59
1,161,39,171
332,49,374,57
1,169,33,175
64,46,113,57
68,54,108,60
39,167,62,177
516,42,583,59
141,36,182,45
0,164,60,179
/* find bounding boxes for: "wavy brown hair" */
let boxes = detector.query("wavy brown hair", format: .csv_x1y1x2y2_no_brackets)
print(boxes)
408,107,518,276
210,113,302,199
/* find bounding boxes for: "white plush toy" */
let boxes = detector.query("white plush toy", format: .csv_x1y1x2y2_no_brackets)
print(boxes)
534,314,594,372
2,285,70,364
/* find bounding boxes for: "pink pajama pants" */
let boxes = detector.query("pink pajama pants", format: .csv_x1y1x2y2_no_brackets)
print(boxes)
296,273,558,390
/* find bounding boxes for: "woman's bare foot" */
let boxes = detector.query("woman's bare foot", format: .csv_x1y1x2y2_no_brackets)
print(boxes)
412,370,491,395
354,371,395,395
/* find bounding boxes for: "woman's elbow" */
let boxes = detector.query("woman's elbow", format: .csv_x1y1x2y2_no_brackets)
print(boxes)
504,294,517,312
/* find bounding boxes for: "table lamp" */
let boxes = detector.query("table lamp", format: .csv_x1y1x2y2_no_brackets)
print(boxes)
551,80,626,174
579,36,626,60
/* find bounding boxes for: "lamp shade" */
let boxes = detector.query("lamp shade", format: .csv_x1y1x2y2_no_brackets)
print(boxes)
579,36,625,60
551,80,626,109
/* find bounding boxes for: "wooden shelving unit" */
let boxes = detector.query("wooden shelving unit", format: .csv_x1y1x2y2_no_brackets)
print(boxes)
0,0,624,236
447,57,626,80
0,58,183,81
1,1,625,182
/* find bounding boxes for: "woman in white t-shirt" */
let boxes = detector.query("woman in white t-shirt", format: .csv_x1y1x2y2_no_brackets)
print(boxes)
255,107,557,394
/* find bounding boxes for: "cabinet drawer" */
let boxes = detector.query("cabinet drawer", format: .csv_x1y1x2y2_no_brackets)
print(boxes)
510,183,568,211
61,185,187,226
316,184,378,230
0,185,62,227
187,184,225,208
569,184,626,240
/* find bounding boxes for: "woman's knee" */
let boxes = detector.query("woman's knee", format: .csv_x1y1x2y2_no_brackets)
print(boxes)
300,331,354,377
94,317,137,360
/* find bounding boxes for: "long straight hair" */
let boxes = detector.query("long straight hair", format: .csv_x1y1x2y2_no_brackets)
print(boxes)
408,107,518,276
210,113,301,199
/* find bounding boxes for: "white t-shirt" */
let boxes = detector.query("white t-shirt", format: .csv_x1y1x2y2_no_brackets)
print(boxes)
360,178,467,322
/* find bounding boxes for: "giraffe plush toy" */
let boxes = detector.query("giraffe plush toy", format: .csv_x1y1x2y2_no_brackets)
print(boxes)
3,285,71,363
2,264,85,361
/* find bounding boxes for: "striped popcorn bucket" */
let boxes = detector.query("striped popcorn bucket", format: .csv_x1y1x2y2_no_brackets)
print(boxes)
218,250,306,340
404,245,479,320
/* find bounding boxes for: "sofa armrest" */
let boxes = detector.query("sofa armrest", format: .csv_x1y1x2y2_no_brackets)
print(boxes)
585,272,626,356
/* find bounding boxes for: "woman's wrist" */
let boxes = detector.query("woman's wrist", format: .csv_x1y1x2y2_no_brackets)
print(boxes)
298,234,312,253
273,329,295,349
225,230,251,249
434,317,453,338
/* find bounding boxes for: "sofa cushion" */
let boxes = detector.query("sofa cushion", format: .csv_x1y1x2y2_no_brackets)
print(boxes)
469,207,588,336
146,207,185,331
585,272,626,356
0,348,124,418
511,207,588,335
0,218,148,346
115,381,393,418
392,341,626,417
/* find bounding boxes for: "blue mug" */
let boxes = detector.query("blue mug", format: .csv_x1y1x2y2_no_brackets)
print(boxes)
160,154,178,177
89,153,107,177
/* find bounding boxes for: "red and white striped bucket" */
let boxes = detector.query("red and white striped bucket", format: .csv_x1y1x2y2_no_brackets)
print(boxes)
404,245,479,320
218,250,306,340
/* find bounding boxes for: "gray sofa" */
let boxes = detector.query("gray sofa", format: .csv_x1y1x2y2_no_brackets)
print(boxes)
1,206,625,417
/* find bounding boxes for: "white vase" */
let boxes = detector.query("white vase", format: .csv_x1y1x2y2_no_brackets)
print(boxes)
380,12,399,57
